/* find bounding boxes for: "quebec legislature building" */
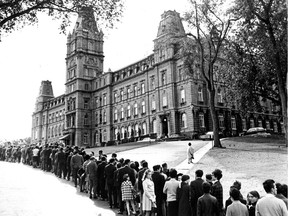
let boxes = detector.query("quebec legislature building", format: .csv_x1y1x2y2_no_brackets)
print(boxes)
31,8,284,147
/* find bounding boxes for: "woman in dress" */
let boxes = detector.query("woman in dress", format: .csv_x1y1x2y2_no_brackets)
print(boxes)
142,169,156,216
247,190,260,216
121,174,137,216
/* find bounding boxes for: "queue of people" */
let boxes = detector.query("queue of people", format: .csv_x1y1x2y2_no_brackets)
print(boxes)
0,143,288,216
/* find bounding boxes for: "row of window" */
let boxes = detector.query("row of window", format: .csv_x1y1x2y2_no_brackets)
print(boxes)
47,124,64,138
198,113,284,133
48,110,65,124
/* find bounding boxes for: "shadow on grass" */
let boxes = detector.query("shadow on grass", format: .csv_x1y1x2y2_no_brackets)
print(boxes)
224,135,286,145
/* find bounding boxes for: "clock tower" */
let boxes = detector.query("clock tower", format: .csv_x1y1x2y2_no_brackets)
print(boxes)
65,7,104,146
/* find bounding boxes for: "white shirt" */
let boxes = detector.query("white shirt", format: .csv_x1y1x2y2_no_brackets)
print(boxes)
256,194,288,216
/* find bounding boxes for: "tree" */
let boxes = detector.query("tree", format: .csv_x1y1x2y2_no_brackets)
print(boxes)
228,0,287,139
0,0,123,37
182,0,236,148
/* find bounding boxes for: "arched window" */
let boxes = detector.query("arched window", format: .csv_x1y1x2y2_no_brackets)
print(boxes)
180,87,185,103
127,88,131,98
121,127,125,139
58,125,61,135
128,125,132,138
142,122,147,135
121,107,124,119
141,83,145,94
134,85,138,97
142,101,146,113
103,95,107,106
127,105,131,117
181,113,187,128
120,90,124,101
135,124,139,137
114,128,118,140
134,103,138,115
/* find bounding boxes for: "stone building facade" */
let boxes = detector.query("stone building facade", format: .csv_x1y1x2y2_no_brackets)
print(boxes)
31,9,284,146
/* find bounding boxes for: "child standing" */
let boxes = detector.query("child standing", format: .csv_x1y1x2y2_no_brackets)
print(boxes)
121,174,137,216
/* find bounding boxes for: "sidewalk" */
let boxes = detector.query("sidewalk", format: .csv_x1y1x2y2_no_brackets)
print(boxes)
176,141,213,174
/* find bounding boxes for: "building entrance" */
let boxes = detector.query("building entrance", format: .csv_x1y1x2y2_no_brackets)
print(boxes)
162,116,168,137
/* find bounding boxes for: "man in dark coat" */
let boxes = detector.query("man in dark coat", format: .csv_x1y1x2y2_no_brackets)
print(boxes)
104,158,116,208
211,169,224,215
117,159,136,214
197,182,219,216
177,175,192,216
55,147,66,178
152,164,166,216
97,156,108,200
190,169,204,216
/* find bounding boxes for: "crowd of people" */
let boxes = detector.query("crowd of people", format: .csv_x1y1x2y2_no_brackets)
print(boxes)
0,143,287,216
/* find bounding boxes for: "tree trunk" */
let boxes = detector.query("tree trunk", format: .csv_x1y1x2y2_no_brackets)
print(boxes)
208,88,223,148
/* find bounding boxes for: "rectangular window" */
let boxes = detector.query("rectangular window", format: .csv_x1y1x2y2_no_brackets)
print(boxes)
152,99,156,111
150,76,155,90
83,133,88,144
84,98,89,109
180,89,185,103
219,115,224,128
231,117,237,130
258,120,263,127
242,119,247,131
266,121,270,130
199,114,205,128
163,94,167,107
161,71,166,86
273,122,278,132
198,88,203,102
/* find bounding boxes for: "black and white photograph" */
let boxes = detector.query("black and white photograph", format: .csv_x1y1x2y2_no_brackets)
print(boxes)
0,0,287,215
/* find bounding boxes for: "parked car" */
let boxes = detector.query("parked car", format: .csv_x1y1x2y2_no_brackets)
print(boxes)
240,127,266,136
199,131,223,140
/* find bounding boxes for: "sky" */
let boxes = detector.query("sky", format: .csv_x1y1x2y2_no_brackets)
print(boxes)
0,0,191,142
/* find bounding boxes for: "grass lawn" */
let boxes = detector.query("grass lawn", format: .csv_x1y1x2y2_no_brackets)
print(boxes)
187,135,287,203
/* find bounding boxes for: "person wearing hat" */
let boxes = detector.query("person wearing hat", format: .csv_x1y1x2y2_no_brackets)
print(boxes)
176,174,191,216
211,169,224,215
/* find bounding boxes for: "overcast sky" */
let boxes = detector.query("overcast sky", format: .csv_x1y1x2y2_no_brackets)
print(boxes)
0,0,191,141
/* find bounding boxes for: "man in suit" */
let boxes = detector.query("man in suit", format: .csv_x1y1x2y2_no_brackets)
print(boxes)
152,164,166,216
86,156,98,199
97,156,108,200
190,169,204,216
117,159,136,214
197,182,219,216
70,150,84,187
105,158,116,208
